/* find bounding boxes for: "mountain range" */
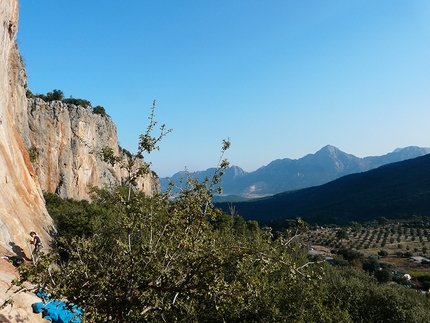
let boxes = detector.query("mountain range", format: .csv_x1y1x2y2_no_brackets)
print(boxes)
215,153,430,226
160,145,430,197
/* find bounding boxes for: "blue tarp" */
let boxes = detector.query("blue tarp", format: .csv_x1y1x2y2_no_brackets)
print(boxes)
32,290,83,323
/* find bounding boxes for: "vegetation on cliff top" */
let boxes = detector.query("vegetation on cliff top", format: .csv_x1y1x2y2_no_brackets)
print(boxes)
26,88,108,117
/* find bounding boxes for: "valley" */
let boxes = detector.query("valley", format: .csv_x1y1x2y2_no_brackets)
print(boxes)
302,218,430,290
216,153,430,225
162,145,430,197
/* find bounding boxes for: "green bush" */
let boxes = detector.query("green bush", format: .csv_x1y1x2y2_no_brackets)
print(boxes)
363,257,379,274
374,268,392,283
26,89,34,98
417,274,430,290
64,97,91,107
28,146,37,162
378,250,388,257
324,267,430,322
92,105,108,116
35,89,64,101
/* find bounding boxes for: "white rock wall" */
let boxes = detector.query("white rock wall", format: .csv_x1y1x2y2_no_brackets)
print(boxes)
26,98,157,200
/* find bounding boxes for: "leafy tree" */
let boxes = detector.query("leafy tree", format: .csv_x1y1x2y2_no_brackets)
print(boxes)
45,89,64,101
374,268,392,283
9,103,334,322
323,267,430,322
44,191,112,242
335,248,363,266
349,221,361,232
101,100,171,201
379,261,396,270
404,251,413,257
63,97,91,107
362,257,380,274
92,105,107,116
34,89,64,102
378,250,388,257
336,228,349,244
18,168,327,322
378,217,389,225
26,88,34,98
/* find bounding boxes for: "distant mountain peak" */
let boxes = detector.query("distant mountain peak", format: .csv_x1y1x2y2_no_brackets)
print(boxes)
321,144,338,150
161,145,430,197
315,145,344,156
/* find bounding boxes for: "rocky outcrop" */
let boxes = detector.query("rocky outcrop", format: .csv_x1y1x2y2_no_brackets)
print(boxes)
24,98,157,200
0,246,48,323
0,0,54,253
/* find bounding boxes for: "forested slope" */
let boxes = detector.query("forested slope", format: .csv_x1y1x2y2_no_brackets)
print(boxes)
216,154,430,225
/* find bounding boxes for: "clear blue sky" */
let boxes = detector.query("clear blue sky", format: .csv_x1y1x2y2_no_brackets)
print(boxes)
18,0,430,177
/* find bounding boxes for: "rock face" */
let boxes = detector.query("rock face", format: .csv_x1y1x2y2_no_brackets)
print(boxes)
0,0,54,254
24,98,157,200
0,2,56,320
0,1,158,320
0,246,48,323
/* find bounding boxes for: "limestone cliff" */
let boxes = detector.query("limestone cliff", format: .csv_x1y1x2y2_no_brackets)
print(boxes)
24,98,158,200
0,1,56,320
0,1,158,320
0,0,54,254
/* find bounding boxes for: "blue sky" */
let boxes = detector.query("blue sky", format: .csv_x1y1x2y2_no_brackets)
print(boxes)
18,0,430,177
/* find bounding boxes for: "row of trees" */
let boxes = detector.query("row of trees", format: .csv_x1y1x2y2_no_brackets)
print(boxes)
6,104,430,322
306,222,430,252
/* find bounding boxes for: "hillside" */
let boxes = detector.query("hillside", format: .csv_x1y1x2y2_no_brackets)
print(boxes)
216,154,430,225
161,145,430,197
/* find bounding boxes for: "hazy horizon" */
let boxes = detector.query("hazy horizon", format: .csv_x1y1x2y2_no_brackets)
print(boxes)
160,144,430,177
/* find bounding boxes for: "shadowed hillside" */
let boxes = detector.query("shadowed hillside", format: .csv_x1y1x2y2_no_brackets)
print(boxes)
216,154,430,225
